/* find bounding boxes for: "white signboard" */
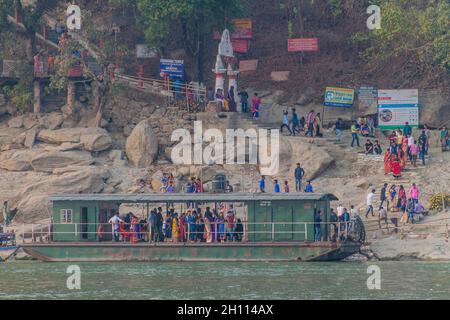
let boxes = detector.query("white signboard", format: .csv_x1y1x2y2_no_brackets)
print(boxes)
136,44,157,58
378,89,419,129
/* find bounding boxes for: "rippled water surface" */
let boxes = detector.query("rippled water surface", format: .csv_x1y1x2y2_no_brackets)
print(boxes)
1,261,449,299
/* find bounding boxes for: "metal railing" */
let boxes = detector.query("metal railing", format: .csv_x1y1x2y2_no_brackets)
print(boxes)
16,221,362,244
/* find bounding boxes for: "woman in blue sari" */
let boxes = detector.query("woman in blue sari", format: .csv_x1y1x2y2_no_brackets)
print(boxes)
217,212,225,242
188,210,197,241
211,210,218,242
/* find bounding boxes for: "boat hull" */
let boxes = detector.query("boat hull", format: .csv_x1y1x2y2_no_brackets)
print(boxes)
0,246,18,262
21,242,361,262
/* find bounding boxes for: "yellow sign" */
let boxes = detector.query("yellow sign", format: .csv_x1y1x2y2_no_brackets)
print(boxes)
232,18,252,30
324,87,355,107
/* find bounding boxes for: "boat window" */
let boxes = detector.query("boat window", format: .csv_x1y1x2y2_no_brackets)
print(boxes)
60,209,73,224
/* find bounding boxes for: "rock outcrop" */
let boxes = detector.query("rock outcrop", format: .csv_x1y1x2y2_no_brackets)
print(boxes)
38,127,112,151
0,149,44,172
125,119,158,167
30,151,94,173
14,166,109,221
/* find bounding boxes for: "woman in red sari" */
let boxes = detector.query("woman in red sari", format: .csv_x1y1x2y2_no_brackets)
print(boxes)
130,216,138,243
384,150,391,174
391,156,402,179
119,222,131,242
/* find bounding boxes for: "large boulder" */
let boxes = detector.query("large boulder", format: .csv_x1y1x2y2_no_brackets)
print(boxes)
8,116,24,128
38,127,112,151
24,128,38,148
78,109,108,128
13,166,109,221
420,90,450,128
42,112,64,130
0,149,44,172
262,136,334,181
0,158,32,172
38,128,82,144
150,170,163,191
80,131,113,152
30,151,94,172
125,119,159,167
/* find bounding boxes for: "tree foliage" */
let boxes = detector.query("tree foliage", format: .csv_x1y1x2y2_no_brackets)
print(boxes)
355,0,450,72
136,0,244,80
0,0,59,110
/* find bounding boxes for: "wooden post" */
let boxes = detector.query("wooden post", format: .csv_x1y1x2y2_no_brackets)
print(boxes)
15,8,21,23
33,80,42,113
138,64,144,88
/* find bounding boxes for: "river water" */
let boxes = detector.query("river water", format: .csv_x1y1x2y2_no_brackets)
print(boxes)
0,261,449,299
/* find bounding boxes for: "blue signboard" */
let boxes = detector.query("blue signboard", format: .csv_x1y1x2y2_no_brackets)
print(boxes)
160,59,184,80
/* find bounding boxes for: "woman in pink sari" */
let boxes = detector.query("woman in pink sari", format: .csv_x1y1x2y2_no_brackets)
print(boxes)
179,213,186,242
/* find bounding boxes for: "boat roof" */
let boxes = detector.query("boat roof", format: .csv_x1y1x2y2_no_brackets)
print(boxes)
49,192,338,203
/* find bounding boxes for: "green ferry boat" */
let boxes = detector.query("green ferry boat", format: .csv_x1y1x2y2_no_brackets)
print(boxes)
21,193,364,262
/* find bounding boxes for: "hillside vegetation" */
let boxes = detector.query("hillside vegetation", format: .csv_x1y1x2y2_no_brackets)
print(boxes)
0,0,449,113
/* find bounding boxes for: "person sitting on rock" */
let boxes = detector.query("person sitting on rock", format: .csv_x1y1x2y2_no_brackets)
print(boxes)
374,140,382,155
365,139,374,155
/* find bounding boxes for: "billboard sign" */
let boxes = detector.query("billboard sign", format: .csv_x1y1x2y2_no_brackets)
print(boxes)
159,59,184,80
378,89,419,129
324,87,355,107
232,39,249,53
239,59,258,72
213,18,253,40
231,18,253,39
358,86,378,109
288,38,319,52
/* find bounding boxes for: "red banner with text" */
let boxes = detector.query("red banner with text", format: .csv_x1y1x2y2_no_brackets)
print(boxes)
287,38,319,52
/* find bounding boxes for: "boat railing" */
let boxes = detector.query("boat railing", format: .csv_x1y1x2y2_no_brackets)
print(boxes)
17,221,364,244
0,232,16,247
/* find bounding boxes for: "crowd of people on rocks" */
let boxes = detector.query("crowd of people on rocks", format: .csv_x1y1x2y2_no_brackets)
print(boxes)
384,122,430,178
366,182,425,225
210,88,262,119
347,115,380,154
108,205,244,243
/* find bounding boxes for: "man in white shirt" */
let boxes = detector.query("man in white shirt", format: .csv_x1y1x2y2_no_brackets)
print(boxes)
108,213,123,242
365,189,375,218
379,206,388,229
407,134,414,161
350,205,359,219
336,204,344,218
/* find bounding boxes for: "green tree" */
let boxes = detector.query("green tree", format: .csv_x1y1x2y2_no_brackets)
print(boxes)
0,0,59,112
137,0,244,81
356,0,450,73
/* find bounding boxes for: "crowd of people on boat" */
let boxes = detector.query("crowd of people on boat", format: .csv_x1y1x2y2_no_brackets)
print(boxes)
108,205,244,243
